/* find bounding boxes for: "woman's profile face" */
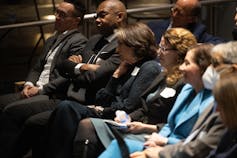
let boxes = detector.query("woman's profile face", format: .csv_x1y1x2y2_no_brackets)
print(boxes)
116,41,136,64
179,49,202,85
158,37,179,70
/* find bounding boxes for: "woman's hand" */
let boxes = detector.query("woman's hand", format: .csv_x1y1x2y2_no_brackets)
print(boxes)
126,122,147,134
144,133,168,147
130,146,163,158
130,151,147,158
113,61,131,78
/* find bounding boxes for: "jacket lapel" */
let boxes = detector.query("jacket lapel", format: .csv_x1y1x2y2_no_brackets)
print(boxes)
141,72,165,97
174,89,214,131
50,29,79,71
97,36,117,54
91,37,118,64
51,29,79,51
167,84,194,128
191,102,214,132
175,92,203,128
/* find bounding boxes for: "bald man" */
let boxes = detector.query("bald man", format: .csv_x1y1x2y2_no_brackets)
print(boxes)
41,1,127,157
148,0,225,44
7,1,128,158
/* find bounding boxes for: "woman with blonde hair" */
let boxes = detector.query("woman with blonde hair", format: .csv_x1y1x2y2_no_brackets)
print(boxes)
73,27,198,158
126,41,237,158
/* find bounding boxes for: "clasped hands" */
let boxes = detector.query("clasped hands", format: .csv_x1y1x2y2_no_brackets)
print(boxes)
87,105,104,115
21,85,40,98
130,132,166,158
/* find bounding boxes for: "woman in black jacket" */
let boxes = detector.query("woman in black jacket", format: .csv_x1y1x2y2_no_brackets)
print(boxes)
73,27,198,158
43,22,161,158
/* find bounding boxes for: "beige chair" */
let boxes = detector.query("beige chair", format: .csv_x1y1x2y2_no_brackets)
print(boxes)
14,81,25,92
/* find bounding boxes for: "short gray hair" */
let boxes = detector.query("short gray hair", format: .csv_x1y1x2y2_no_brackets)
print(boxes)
211,41,237,64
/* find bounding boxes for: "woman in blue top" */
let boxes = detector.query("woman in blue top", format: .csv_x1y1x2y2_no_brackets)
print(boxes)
99,43,214,158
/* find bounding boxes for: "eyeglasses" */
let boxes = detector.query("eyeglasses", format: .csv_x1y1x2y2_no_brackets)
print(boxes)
94,11,120,19
171,5,188,17
158,44,176,53
55,9,76,19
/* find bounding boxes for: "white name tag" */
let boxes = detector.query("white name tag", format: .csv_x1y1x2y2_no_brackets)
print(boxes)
160,87,176,98
131,67,140,76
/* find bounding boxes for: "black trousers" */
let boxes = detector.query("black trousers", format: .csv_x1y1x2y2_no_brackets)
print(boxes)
0,92,22,112
0,94,61,158
44,100,101,158
10,111,52,158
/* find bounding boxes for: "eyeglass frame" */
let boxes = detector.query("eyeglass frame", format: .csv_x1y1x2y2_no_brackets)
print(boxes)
171,5,191,17
158,44,177,53
94,10,121,19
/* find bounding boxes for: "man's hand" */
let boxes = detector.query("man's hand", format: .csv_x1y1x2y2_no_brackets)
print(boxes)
80,64,100,72
68,55,82,63
21,85,33,98
26,86,40,97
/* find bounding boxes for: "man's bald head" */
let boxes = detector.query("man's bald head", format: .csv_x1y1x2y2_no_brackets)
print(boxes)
99,0,127,25
176,0,201,17
171,0,201,27
95,0,127,36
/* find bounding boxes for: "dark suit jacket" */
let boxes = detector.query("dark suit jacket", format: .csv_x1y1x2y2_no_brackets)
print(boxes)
159,103,226,158
59,34,121,104
147,19,225,44
129,72,184,124
26,29,88,96
96,60,161,119
207,129,237,158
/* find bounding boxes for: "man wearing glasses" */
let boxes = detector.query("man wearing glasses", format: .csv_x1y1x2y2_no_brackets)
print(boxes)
0,1,88,157
0,1,88,108
0,0,127,158
148,0,225,44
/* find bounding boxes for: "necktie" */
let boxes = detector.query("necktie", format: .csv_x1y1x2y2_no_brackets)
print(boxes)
88,37,108,64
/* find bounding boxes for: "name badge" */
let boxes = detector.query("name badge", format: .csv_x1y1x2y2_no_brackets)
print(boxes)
160,87,176,98
131,67,140,76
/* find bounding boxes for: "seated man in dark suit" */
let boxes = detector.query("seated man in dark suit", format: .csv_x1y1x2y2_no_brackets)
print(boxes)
0,1,88,110
148,0,225,44
0,0,127,157
0,1,88,156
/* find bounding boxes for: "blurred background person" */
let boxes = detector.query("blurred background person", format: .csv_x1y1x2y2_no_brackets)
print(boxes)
148,0,225,44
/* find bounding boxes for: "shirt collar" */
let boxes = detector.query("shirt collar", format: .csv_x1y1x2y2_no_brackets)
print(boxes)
105,34,116,43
